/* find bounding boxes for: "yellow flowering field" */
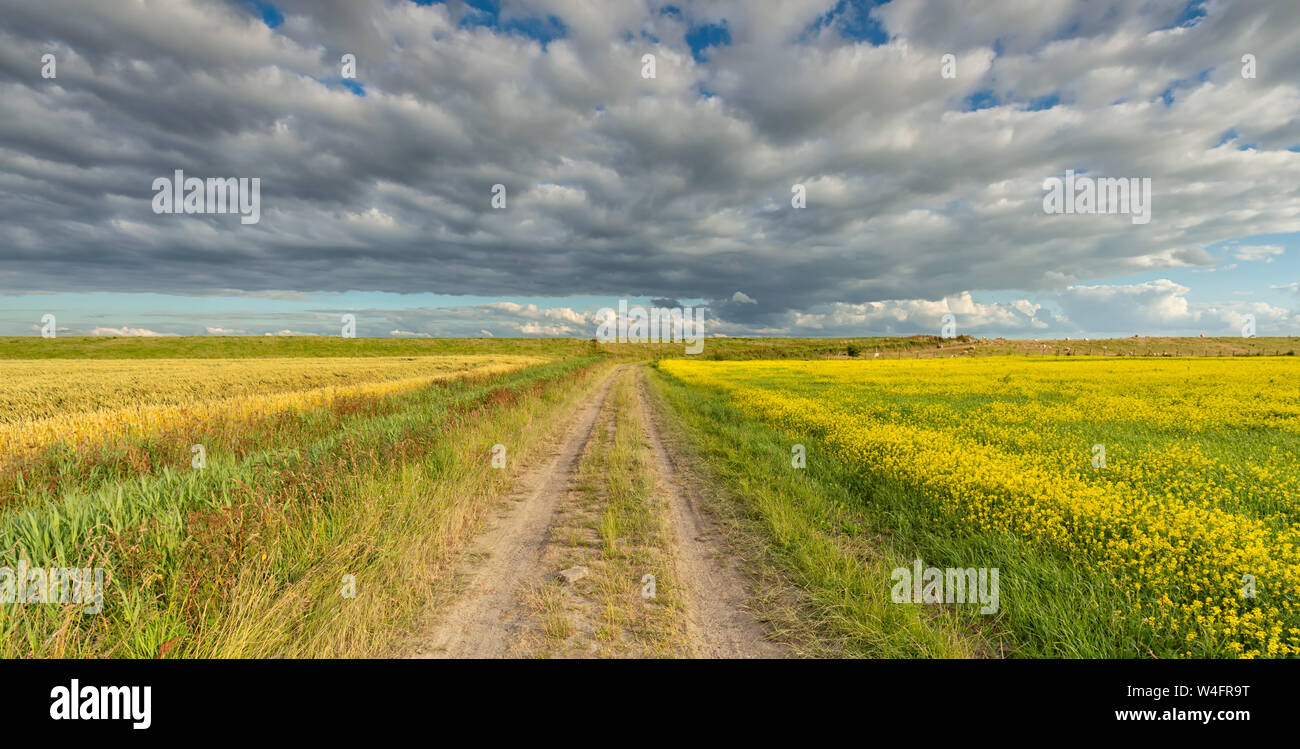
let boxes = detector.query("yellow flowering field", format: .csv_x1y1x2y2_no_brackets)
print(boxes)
659,357,1300,658
0,355,542,458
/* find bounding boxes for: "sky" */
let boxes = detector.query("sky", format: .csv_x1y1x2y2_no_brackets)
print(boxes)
1,0,1298,339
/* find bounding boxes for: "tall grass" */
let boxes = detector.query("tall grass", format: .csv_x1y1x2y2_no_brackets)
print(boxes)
0,356,606,657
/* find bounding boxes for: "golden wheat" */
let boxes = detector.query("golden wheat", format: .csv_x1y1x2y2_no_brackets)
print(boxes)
0,355,542,458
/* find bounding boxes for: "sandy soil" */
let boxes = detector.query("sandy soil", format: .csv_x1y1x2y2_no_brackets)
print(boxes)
410,367,621,658
635,368,781,658
410,363,778,658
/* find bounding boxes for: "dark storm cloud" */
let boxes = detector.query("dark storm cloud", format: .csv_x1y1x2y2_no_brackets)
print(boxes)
0,0,1298,336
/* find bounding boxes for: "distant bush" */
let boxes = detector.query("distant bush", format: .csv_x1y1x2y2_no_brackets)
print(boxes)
846,343,861,357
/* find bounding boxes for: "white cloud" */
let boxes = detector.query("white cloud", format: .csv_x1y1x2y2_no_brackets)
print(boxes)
519,321,578,336
773,291,1049,336
1231,244,1284,263
1056,279,1300,336
1057,279,1196,333
2,0,1295,337
88,326,167,337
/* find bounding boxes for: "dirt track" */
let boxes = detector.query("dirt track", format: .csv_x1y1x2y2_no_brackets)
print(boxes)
411,367,620,658
635,368,780,658
411,363,777,658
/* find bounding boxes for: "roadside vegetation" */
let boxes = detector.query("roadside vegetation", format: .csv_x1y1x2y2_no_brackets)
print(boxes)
0,355,607,657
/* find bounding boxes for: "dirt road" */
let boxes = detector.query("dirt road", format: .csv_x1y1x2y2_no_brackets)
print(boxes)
410,363,777,658
636,368,781,658
411,367,621,658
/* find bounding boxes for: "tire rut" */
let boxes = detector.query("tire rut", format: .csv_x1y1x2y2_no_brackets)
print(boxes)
410,366,622,658
635,367,783,658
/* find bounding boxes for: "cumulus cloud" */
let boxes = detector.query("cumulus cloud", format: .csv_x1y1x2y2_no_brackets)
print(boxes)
0,0,1296,338
1057,279,1300,336
1056,279,1196,333
87,326,167,337
774,291,1052,337
1231,244,1285,263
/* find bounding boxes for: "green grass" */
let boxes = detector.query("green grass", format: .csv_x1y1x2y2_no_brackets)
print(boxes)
647,364,1159,658
4,333,1293,362
1,364,534,510
0,334,918,361
0,355,608,657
